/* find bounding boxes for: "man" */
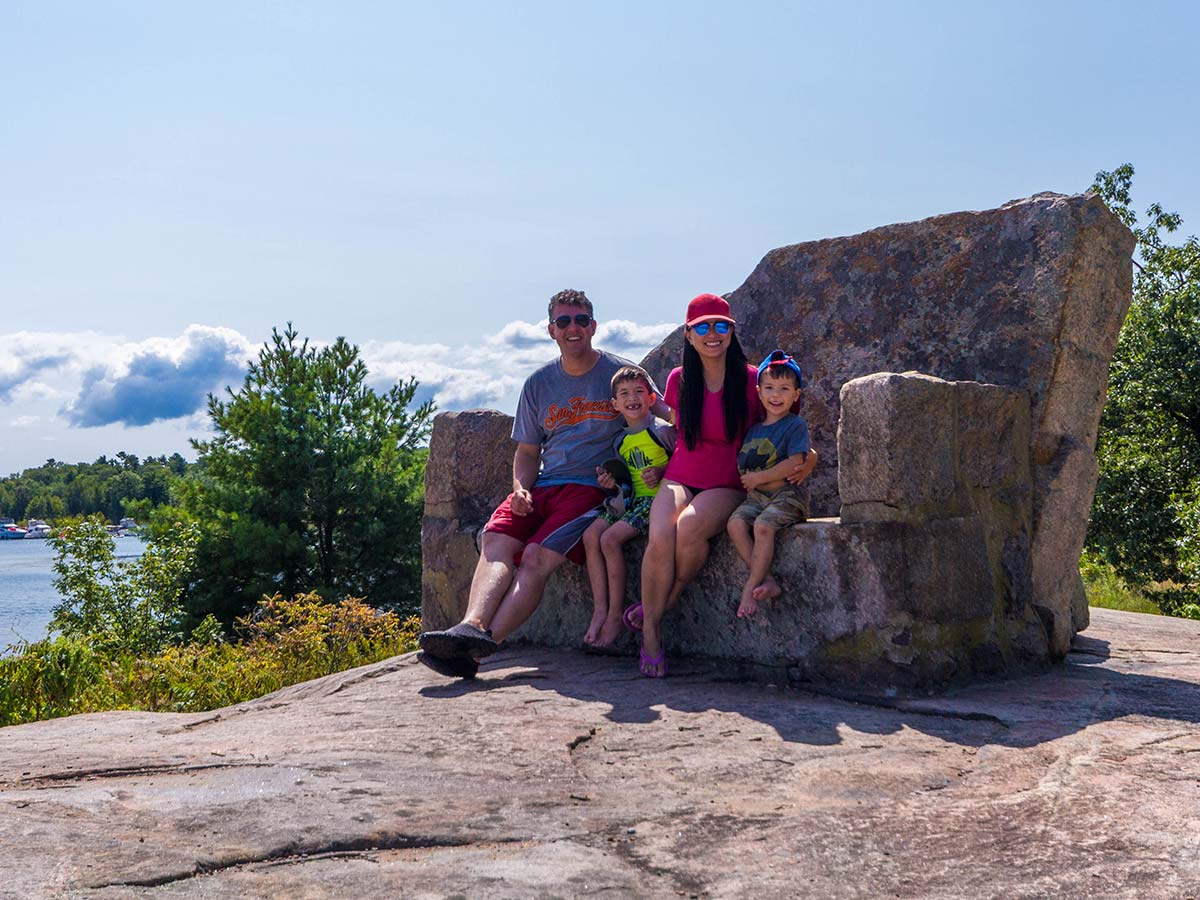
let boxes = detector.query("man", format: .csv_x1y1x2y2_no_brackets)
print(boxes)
418,289,663,679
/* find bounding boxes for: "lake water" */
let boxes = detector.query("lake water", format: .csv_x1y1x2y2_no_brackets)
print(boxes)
0,536,146,649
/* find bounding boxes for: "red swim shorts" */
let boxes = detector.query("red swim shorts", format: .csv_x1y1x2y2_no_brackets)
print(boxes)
483,483,606,565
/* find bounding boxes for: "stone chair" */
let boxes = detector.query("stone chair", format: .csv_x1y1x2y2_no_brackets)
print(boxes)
421,192,1134,693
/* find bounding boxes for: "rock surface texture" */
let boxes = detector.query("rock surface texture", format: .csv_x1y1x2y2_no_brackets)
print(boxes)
2,609,1198,899
422,193,1134,687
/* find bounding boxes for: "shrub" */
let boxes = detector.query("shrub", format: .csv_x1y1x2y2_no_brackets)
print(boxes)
0,594,419,727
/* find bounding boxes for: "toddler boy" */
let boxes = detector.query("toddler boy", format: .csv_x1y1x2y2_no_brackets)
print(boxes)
727,350,816,618
582,365,675,646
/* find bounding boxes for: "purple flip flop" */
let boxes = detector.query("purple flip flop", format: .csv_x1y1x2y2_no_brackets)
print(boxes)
622,602,644,632
638,644,667,678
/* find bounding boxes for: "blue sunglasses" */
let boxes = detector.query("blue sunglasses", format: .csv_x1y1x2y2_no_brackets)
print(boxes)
689,321,731,336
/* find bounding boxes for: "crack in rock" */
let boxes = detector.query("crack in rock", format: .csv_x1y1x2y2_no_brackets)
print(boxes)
567,727,596,753
4,761,274,788
86,834,529,889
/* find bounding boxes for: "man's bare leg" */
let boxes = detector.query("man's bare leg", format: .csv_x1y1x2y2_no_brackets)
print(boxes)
487,542,568,643
461,532,526,631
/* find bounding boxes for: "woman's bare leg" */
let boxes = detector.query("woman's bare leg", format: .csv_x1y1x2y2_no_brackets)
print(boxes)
639,484,692,670
670,488,745,592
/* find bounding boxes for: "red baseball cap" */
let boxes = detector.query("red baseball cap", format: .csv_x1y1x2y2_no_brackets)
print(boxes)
685,293,736,327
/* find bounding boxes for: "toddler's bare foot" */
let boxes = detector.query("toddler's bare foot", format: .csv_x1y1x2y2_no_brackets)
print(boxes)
737,584,759,618
584,608,607,644
595,616,624,647
751,578,782,602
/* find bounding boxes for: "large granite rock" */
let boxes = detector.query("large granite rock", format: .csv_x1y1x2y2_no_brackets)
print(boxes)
2,610,1198,898
640,192,1133,653
422,372,1048,693
422,193,1134,689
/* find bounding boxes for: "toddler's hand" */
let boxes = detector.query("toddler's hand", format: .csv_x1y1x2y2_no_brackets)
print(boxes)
596,466,617,491
740,471,758,491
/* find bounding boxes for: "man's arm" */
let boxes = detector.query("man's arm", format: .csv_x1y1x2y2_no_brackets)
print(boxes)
511,442,541,515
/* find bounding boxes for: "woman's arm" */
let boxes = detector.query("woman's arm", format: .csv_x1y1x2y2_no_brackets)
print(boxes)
743,451,812,491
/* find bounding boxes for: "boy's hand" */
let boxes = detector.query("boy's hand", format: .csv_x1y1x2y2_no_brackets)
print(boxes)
596,466,617,491
740,470,761,491
640,465,665,488
511,488,534,516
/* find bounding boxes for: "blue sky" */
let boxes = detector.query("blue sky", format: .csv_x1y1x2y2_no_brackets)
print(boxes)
3,1,1199,474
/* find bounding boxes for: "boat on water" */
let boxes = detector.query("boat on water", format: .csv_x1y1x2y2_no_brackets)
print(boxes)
24,520,52,539
0,523,28,540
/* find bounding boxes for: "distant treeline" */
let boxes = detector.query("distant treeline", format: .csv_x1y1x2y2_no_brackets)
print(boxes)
0,453,190,524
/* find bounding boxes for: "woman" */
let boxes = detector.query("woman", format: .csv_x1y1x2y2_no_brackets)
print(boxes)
634,293,759,677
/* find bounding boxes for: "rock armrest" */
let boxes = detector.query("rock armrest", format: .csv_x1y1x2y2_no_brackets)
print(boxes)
421,409,516,632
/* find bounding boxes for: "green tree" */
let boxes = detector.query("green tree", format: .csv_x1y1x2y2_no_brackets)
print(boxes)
25,493,67,520
179,324,433,624
1,454,189,522
1088,164,1200,592
49,517,201,655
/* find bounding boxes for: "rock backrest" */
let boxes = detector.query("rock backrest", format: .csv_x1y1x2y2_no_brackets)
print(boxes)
640,192,1133,653
638,192,1133,521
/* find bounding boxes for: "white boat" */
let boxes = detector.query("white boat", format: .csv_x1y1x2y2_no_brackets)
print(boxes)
24,520,51,539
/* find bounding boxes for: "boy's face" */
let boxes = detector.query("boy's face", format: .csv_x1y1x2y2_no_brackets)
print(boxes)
757,371,802,418
612,379,654,423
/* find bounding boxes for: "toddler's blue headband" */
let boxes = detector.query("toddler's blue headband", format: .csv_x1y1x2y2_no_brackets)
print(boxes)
757,350,803,388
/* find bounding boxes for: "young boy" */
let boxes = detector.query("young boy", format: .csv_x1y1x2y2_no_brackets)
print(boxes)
727,350,817,618
582,365,675,647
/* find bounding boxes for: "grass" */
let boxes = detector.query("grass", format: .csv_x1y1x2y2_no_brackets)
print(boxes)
1081,556,1164,615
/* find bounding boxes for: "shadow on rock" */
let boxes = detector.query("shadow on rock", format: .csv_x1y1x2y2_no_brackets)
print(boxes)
417,629,1200,752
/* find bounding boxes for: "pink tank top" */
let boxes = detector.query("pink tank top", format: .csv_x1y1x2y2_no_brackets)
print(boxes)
662,365,761,490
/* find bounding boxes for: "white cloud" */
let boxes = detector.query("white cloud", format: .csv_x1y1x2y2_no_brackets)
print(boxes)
0,317,675,472
364,318,675,414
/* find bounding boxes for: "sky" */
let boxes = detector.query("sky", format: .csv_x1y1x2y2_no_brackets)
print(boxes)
3,1,1199,475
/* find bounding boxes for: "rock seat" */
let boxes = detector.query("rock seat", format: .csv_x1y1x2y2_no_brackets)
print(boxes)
421,192,1134,693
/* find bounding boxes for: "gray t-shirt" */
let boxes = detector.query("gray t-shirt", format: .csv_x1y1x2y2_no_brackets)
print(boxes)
512,351,659,487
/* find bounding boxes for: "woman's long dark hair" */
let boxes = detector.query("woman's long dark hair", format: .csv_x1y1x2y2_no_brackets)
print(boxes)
679,331,750,451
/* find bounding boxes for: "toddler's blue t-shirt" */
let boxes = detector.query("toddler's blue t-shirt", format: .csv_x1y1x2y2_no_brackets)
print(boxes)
737,413,811,474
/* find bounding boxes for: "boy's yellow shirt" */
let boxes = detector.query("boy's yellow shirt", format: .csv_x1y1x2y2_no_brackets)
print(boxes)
615,424,672,498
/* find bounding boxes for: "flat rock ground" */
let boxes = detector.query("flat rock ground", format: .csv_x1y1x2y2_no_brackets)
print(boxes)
1,608,1199,900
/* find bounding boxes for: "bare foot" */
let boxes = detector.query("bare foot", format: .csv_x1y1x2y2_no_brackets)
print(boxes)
594,616,624,647
751,577,782,602
737,583,759,618
584,608,607,644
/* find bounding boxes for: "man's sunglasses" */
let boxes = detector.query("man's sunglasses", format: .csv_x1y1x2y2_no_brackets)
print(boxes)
552,313,593,329
689,321,732,336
